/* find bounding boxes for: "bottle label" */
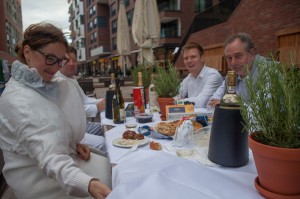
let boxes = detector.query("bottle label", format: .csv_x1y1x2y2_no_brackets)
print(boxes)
149,89,158,107
227,86,236,94
120,108,125,121
133,87,145,114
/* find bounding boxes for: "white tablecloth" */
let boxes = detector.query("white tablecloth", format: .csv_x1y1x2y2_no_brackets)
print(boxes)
108,151,262,199
103,112,263,199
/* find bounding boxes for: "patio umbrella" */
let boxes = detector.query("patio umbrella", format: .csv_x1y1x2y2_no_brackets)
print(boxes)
132,0,160,65
117,0,131,77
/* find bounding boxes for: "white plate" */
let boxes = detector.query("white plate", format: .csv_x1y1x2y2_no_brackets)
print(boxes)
112,137,149,148
125,123,137,128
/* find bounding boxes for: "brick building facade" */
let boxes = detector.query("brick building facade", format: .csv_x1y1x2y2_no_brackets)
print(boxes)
0,0,23,64
175,0,300,75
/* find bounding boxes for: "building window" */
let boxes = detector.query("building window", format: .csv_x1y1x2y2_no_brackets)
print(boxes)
94,32,97,43
98,16,107,27
86,0,91,7
93,17,97,28
110,7,116,17
93,4,96,15
194,0,212,12
89,21,93,31
112,19,117,33
80,38,85,48
158,0,179,11
112,37,117,50
125,0,130,7
75,19,79,29
89,7,93,17
80,15,84,24
127,9,134,26
161,19,178,38
6,34,10,45
91,34,94,43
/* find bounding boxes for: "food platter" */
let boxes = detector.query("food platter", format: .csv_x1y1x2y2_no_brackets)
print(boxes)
112,137,149,148
153,120,204,137
154,120,179,136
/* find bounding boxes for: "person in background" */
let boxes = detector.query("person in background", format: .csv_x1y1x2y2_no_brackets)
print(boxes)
0,22,111,199
178,42,223,108
208,32,267,107
57,46,106,152
0,59,10,95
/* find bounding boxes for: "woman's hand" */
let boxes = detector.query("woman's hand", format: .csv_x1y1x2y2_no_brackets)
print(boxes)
76,143,90,160
88,179,112,199
97,99,106,112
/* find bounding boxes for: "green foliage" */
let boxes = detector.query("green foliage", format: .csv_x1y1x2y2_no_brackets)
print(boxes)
239,57,300,148
130,64,152,88
153,61,181,98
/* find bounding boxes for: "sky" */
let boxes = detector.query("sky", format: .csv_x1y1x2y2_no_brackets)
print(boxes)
21,0,71,35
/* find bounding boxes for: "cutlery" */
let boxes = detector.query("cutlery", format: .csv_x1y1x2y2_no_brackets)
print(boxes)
115,144,138,161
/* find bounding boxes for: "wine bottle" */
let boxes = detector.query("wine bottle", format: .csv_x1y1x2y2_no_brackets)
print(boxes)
133,72,145,116
112,78,126,124
137,72,145,113
149,73,158,109
220,71,240,109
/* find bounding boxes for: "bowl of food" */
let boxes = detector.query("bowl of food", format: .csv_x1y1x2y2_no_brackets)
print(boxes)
136,113,153,123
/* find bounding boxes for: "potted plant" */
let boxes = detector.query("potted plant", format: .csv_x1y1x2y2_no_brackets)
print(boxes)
153,61,181,120
239,57,300,198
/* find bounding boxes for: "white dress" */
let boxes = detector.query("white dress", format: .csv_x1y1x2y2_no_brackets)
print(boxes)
0,61,111,199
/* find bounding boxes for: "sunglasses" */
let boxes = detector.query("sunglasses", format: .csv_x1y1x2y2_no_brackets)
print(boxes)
35,49,69,67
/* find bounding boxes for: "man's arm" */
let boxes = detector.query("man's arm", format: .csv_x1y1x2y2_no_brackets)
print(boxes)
83,96,104,118
185,73,223,108
207,80,226,107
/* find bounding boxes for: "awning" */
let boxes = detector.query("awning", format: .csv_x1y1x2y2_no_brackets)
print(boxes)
130,49,140,54
111,56,119,61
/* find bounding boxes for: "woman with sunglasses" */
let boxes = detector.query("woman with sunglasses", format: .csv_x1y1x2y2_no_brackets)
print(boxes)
0,22,111,199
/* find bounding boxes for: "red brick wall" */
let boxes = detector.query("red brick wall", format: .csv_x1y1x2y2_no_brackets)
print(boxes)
175,0,300,69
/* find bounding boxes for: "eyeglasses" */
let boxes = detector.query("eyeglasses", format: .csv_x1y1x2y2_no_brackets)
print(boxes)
35,49,69,67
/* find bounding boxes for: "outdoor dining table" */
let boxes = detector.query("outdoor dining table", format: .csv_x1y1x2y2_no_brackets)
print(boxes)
100,108,263,199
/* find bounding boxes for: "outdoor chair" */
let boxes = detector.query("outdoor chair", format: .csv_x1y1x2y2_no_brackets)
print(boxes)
77,78,96,98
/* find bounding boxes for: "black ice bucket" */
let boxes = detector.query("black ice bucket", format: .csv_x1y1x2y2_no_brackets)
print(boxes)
105,90,115,119
208,105,249,167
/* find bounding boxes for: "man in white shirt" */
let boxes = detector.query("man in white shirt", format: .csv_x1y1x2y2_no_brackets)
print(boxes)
208,32,267,107
57,46,106,152
178,42,223,108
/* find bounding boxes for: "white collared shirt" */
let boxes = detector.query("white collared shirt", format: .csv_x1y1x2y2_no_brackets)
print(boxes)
179,65,223,108
209,54,266,102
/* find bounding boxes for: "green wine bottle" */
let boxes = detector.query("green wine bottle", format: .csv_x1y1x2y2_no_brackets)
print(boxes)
112,78,126,124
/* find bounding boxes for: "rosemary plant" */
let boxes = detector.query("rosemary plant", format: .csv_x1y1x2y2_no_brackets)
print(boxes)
153,61,181,98
239,57,300,148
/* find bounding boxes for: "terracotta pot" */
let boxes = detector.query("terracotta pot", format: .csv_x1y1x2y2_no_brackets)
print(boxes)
156,97,174,121
249,133,300,198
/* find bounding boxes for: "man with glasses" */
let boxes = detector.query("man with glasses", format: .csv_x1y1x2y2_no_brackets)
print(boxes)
56,46,106,153
208,32,268,107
